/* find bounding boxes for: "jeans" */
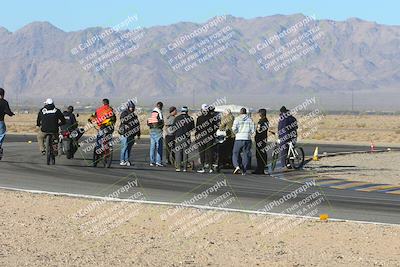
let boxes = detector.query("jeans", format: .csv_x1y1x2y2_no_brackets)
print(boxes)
0,121,6,147
150,129,163,164
120,136,135,162
232,140,252,172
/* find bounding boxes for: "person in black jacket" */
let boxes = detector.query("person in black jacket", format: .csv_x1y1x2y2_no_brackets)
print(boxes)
253,109,269,174
119,101,141,166
278,106,298,169
0,88,15,159
36,98,66,155
60,106,78,132
173,106,195,172
195,104,220,173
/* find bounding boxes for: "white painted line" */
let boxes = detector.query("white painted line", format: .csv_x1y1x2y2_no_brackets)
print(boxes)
0,185,399,227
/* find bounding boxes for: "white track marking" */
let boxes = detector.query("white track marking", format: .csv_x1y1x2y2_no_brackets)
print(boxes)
0,185,399,227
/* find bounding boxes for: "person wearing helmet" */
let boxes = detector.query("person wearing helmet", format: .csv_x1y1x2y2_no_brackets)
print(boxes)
60,106,78,132
119,100,141,166
36,98,66,155
278,106,298,169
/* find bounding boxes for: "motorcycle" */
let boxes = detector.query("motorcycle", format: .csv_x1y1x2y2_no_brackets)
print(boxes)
59,127,84,159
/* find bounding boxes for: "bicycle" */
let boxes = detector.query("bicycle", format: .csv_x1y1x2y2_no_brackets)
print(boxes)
270,132,305,171
93,127,113,168
45,133,58,165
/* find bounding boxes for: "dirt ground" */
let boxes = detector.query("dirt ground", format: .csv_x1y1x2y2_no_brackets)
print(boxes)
306,151,400,185
0,189,399,266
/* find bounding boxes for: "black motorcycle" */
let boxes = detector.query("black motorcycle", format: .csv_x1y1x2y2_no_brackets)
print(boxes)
59,128,84,159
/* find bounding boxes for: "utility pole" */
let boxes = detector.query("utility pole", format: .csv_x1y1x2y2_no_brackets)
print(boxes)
351,88,354,112
192,88,195,109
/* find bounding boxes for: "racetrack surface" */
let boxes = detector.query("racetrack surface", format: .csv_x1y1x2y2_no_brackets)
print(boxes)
0,136,399,225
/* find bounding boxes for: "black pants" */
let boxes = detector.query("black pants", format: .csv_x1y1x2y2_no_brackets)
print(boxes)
217,137,234,169
165,135,175,164
199,141,214,168
255,141,268,173
175,137,190,169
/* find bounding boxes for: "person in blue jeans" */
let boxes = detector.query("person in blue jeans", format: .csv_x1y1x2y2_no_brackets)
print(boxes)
232,107,255,175
0,88,15,159
119,101,141,166
147,102,165,166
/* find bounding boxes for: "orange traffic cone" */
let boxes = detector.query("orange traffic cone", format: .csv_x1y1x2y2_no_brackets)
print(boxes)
370,141,375,152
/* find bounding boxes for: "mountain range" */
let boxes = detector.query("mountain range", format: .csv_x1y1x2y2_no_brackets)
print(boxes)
0,14,399,109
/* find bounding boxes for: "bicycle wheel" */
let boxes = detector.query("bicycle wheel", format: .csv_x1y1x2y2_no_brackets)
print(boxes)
289,147,305,169
271,147,279,171
45,135,52,165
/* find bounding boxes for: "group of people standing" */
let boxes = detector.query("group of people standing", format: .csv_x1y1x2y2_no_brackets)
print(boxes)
147,101,296,175
0,88,298,174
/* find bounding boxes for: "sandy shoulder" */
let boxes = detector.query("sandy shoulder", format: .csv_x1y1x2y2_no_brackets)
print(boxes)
0,189,399,266
306,151,400,185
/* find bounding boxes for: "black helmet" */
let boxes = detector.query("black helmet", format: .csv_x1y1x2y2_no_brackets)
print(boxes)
127,100,135,109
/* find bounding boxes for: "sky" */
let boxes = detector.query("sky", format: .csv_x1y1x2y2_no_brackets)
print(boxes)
0,0,398,32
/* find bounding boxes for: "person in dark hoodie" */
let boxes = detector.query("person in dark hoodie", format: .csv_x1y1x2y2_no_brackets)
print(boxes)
60,105,78,132
173,106,195,172
253,108,269,174
119,100,141,166
36,98,66,155
0,88,15,159
195,104,219,173
278,106,298,169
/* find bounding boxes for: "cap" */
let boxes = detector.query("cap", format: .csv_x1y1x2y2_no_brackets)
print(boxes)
280,106,289,113
44,98,54,105
181,106,188,113
201,104,209,111
169,106,177,113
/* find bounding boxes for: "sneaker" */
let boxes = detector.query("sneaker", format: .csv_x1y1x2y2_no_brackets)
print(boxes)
197,168,205,173
150,163,155,167
209,169,214,173
242,172,246,176
126,161,132,166
120,161,127,166
233,166,241,174
183,168,187,172
0,147,3,160
41,150,46,156
156,163,165,167
176,168,181,172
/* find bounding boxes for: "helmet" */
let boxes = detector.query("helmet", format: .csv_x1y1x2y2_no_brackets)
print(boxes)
127,100,135,109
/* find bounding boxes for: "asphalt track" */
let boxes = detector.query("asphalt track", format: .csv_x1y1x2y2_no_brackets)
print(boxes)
0,135,399,225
